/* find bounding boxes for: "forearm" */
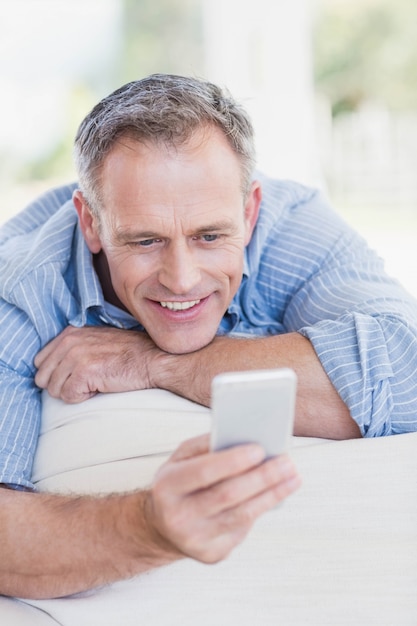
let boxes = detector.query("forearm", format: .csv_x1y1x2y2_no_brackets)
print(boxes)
0,434,300,599
153,332,361,440
0,489,178,600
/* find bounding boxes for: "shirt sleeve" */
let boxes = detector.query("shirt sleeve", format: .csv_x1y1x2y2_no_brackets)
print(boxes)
277,190,417,437
0,299,42,489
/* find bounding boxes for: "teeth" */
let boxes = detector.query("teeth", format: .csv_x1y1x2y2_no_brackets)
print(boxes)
160,300,201,311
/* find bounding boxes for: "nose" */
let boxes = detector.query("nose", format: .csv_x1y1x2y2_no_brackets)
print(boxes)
158,242,201,294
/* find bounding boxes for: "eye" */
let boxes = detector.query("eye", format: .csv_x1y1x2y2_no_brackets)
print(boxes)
200,233,220,243
134,238,162,247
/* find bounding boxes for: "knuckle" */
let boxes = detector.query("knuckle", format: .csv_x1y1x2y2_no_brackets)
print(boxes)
60,335,78,352
151,479,171,510
274,474,300,500
61,386,86,404
198,550,225,565
48,387,61,400
173,438,194,458
61,325,79,340
197,464,214,488
259,458,281,485
80,354,98,372
60,389,78,403
61,377,85,403
215,482,236,507
217,507,254,534
234,506,255,528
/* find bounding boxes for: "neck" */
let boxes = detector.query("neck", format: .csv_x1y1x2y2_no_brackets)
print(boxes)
93,251,128,312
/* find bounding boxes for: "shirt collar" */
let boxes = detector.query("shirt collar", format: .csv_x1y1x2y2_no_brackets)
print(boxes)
72,225,140,329
75,226,104,309
68,226,106,327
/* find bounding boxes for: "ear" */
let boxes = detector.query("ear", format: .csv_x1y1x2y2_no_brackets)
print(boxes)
72,190,102,254
243,180,262,245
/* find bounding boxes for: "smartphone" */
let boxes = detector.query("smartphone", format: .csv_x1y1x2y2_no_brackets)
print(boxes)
210,368,297,458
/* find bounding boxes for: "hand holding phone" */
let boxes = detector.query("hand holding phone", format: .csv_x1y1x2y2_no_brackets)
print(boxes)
210,368,297,458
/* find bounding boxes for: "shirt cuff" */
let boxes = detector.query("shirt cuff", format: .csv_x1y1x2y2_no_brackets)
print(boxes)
0,482,35,492
299,312,395,437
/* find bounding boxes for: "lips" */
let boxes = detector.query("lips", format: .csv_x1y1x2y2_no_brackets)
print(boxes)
159,299,201,311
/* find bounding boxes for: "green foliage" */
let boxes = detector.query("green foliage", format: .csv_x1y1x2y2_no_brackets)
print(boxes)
314,0,417,114
8,0,205,189
17,0,205,184
16,84,96,183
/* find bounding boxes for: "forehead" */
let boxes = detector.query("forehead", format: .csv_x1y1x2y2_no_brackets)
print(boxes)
98,128,245,226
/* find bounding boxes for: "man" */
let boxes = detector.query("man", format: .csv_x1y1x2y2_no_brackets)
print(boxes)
0,74,416,599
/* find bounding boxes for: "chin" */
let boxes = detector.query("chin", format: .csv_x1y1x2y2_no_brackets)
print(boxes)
155,332,216,355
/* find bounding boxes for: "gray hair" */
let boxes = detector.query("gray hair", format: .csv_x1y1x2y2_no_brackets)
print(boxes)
74,74,256,214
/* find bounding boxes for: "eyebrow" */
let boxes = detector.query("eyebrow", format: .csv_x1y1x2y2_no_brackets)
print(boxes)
114,220,237,243
114,229,160,243
192,220,237,234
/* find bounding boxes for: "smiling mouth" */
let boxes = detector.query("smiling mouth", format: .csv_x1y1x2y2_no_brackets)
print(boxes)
159,299,201,311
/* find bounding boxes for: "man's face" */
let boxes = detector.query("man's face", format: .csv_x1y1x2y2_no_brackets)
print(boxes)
76,127,261,354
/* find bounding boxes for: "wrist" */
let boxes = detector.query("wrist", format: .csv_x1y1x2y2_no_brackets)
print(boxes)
151,350,209,405
130,490,183,566
147,350,184,393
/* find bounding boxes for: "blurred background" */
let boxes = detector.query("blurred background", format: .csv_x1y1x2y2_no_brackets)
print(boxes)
1,0,416,295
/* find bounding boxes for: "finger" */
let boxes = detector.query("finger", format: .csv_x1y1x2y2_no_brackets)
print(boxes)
42,357,99,403
169,435,211,462
34,327,89,390
34,355,61,390
35,350,86,400
34,349,71,391
34,338,59,371
194,454,299,517
177,471,301,565
59,373,98,404
35,358,71,396
34,326,77,368
220,470,301,526
159,443,266,496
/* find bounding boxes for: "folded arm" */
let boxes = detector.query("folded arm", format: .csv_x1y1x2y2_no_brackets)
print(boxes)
153,331,361,440
34,325,361,440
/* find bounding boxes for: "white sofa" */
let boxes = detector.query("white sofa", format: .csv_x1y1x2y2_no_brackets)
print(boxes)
2,389,416,625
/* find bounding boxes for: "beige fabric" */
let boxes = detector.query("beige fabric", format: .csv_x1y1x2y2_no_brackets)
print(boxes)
0,596,58,625
4,390,417,625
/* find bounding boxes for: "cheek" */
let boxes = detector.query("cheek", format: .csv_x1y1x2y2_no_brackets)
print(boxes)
106,253,153,292
207,246,245,285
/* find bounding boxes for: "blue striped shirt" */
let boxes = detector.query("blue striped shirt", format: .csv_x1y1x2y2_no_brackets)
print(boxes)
1,177,417,488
